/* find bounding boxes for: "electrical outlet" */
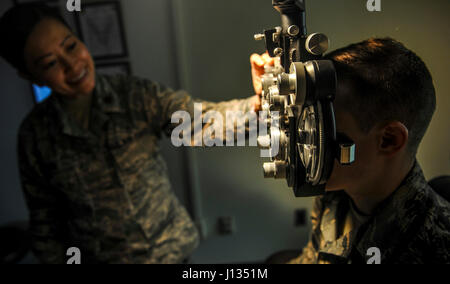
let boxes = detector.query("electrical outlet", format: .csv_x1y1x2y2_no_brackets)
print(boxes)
217,216,235,235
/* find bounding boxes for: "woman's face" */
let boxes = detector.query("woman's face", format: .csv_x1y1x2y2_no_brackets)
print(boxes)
23,18,95,98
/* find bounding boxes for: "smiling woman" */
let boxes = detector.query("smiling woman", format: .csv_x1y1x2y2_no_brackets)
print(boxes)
0,3,96,99
22,18,96,98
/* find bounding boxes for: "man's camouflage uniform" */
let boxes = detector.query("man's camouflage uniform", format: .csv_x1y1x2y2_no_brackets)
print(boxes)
290,162,450,264
18,74,258,264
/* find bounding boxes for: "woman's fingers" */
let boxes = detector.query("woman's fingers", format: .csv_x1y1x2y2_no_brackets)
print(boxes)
250,52,275,95
262,52,275,66
250,53,265,67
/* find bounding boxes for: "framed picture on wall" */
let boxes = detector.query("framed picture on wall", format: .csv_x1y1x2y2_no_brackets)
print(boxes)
96,61,131,76
75,1,128,60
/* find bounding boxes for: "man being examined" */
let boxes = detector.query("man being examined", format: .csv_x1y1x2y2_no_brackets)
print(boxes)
282,38,449,264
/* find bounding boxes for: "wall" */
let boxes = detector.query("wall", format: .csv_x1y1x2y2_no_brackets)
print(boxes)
0,0,34,225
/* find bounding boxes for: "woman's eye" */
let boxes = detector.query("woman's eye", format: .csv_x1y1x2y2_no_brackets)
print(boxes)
44,61,57,70
67,42,77,51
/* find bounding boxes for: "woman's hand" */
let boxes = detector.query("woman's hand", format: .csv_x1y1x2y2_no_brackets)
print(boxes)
250,52,274,112
250,52,275,95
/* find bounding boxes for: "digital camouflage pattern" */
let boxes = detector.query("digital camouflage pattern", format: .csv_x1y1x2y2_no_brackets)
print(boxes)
289,162,450,264
18,74,257,264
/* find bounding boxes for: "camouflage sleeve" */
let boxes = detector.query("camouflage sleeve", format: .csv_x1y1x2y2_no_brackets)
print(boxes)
197,97,260,145
289,196,322,264
18,123,67,264
137,78,259,143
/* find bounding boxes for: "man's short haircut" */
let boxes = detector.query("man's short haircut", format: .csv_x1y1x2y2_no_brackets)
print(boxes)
0,3,71,74
325,37,436,157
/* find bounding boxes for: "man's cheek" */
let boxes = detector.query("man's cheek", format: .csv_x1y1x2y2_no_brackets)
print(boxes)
353,141,374,170
325,161,344,191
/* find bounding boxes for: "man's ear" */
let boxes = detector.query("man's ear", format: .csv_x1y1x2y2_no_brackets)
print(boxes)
378,121,409,156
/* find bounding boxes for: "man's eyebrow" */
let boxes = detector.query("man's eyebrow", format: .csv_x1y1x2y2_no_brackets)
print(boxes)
33,35,72,65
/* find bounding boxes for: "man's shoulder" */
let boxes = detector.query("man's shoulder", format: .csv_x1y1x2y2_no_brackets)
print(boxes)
401,184,450,263
401,165,450,236
379,163,450,263
418,185,450,244
377,162,449,240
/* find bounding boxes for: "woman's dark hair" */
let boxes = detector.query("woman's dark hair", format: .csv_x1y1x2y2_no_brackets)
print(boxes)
0,3,71,74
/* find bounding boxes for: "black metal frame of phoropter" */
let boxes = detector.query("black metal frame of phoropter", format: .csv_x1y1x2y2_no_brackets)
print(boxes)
271,0,315,65
260,0,338,197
